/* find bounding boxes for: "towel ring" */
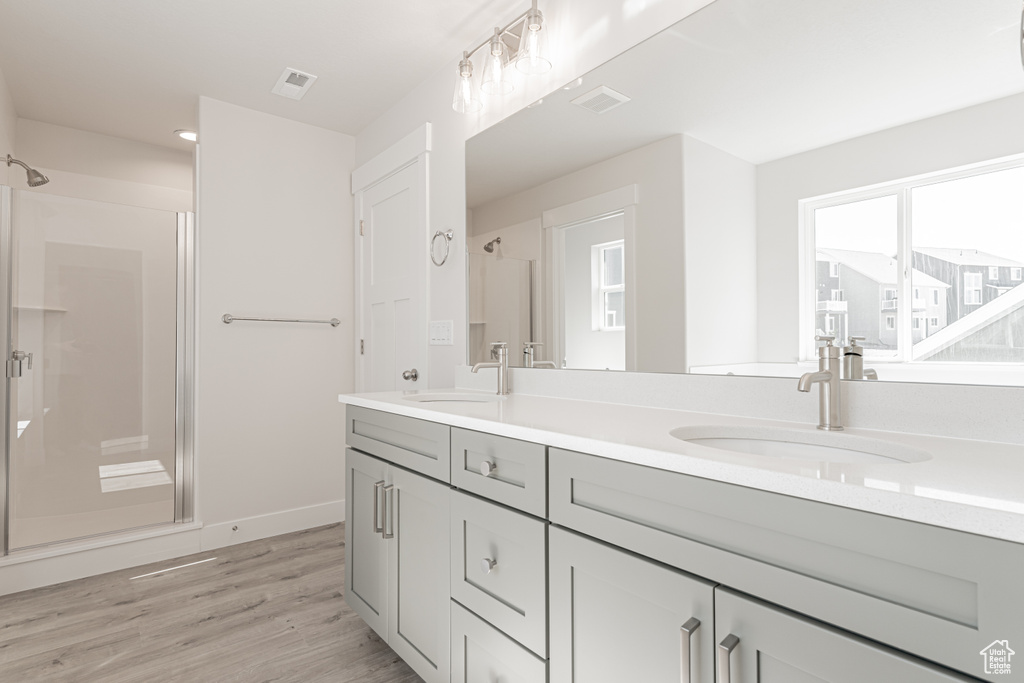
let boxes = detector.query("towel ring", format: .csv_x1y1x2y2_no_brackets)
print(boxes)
431,229,454,266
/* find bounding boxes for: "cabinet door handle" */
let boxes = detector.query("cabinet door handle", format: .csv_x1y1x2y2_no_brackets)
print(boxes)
372,481,385,534
480,460,496,477
717,634,739,683
382,485,395,539
680,617,700,683
480,557,497,574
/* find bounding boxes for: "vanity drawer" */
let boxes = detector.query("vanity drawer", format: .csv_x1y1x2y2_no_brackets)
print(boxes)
346,405,450,482
451,601,547,683
451,490,547,657
549,448,1024,680
450,427,546,517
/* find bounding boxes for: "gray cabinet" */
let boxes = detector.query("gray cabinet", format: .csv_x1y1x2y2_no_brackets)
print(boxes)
346,404,451,482
450,427,547,517
713,589,976,683
450,490,547,656
344,447,450,683
451,601,547,683
549,526,715,683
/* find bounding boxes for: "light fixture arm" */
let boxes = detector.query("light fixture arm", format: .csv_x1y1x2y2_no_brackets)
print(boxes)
461,0,539,65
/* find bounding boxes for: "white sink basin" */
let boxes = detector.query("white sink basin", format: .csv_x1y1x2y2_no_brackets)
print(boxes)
402,392,502,403
670,426,931,465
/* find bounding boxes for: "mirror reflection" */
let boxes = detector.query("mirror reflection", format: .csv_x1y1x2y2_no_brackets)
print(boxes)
466,0,1024,385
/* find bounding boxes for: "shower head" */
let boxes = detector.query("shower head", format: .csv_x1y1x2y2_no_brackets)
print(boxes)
6,155,49,187
483,237,501,253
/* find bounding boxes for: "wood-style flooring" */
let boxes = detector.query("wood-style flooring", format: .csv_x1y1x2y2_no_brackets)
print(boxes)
0,523,422,682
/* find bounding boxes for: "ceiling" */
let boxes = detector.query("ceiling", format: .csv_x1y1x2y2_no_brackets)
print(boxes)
467,0,1024,207
0,0,509,151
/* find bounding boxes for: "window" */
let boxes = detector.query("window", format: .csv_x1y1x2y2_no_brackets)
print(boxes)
594,240,625,331
805,160,1024,363
829,262,839,277
831,289,844,301
964,272,982,305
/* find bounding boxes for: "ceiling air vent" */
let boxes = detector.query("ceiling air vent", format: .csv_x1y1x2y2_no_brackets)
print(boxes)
570,85,630,114
272,68,318,100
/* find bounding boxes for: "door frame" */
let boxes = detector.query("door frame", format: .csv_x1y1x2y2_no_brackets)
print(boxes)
542,184,638,371
351,123,431,392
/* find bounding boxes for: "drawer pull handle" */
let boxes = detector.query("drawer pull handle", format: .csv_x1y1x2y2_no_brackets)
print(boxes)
383,485,395,540
372,481,385,534
717,634,739,683
480,557,497,574
680,617,700,683
480,461,497,477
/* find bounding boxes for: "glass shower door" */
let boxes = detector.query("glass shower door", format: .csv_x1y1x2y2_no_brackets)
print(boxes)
7,191,181,549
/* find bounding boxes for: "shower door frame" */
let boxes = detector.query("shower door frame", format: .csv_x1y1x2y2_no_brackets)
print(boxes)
0,187,195,555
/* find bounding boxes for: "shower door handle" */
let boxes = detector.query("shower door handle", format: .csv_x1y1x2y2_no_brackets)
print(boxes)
8,350,32,378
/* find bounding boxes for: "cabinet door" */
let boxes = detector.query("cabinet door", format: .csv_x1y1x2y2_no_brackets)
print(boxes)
714,589,976,683
388,465,451,683
550,526,715,683
451,601,547,683
344,448,389,639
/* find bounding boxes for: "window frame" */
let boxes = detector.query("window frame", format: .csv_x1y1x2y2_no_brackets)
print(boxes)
592,239,625,332
799,153,1024,363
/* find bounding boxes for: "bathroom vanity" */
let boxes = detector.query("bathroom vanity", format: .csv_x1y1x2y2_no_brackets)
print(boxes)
339,391,1024,683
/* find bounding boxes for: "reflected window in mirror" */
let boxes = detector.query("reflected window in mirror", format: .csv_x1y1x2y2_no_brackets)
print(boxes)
803,157,1024,366
595,240,625,331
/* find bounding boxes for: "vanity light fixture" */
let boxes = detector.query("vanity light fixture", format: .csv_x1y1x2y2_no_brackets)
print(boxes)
451,0,553,114
174,129,198,142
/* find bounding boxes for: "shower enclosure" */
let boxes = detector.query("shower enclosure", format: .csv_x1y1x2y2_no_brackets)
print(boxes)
0,186,193,554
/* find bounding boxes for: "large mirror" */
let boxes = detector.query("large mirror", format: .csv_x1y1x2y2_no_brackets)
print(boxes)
466,0,1024,386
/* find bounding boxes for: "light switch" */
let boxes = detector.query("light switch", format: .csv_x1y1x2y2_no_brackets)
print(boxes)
429,320,454,345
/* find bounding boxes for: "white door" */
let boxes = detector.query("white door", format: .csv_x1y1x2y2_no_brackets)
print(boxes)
357,160,427,392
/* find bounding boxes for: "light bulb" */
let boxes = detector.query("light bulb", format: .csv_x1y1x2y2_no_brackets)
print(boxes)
452,53,482,113
481,30,513,95
516,9,551,75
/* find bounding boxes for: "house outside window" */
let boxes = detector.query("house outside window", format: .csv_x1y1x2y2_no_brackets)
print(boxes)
829,262,839,277
831,289,844,302
932,289,939,305
1013,267,1022,281
964,272,982,305
884,315,895,330
988,266,999,280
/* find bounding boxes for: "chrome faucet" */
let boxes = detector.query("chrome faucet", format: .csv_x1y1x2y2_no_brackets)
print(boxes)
798,335,843,431
842,336,877,380
523,342,557,368
472,342,510,395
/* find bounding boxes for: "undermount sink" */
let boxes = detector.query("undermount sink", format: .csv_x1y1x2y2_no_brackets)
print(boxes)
402,392,502,403
670,426,931,465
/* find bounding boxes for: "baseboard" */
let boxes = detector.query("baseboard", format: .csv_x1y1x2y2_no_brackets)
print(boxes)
199,499,345,551
0,523,204,597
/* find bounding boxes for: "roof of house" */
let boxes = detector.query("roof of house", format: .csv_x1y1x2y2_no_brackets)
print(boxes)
817,249,949,288
913,247,1024,267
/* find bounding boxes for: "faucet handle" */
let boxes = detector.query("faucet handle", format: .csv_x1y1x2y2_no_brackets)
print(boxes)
814,335,835,346
849,336,865,342
523,342,542,347
489,341,508,348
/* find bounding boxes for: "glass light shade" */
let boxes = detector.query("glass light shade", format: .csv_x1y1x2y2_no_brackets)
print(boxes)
516,10,551,74
481,32,513,95
452,54,482,113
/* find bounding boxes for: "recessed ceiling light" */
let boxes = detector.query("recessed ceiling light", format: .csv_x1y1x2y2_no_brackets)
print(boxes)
526,98,544,108
174,129,197,142
562,78,584,90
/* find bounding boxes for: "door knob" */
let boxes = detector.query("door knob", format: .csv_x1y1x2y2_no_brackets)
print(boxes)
480,460,496,477
480,557,497,574
402,368,418,381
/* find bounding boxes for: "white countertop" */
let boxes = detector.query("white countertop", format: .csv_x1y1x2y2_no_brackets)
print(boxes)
338,389,1024,544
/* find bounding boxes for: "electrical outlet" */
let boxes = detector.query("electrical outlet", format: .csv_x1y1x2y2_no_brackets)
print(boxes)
429,320,454,345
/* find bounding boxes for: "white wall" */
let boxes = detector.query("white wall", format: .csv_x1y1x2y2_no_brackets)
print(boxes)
683,135,758,370
13,119,192,212
355,0,716,387
756,92,1024,363
195,97,354,547
0,65,15,186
